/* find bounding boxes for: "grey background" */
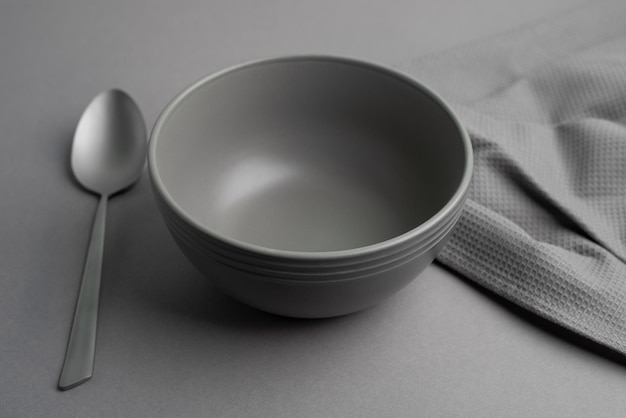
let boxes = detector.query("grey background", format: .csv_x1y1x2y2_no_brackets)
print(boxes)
2,0,625,417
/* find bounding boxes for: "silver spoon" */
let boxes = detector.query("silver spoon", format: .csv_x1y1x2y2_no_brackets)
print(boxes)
58,89,147,391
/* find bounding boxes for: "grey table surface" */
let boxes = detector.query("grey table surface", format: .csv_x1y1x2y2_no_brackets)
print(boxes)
3,0,626,417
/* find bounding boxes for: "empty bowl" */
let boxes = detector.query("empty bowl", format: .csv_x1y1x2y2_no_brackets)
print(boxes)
149,56,472,318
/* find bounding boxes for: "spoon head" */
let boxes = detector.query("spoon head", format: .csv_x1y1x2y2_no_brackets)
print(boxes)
71,89,147,196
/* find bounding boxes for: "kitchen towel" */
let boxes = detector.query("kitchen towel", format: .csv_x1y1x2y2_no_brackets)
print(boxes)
406,0,626,355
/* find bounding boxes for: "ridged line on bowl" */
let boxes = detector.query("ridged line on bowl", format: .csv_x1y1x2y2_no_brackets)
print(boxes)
155,181,465,260
165,201,462,275
155,187,469,268
155,187,467,277
157,189,466,280
168,215,455,285
155,187,464,267
163,205,462,275
166,208,462,282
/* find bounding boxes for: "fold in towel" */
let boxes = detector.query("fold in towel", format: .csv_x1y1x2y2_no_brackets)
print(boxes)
406,0,626,355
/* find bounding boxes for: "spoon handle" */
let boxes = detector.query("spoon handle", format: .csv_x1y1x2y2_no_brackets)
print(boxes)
58,195,108,391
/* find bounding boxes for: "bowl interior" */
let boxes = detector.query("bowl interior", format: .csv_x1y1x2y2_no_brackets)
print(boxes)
153,58,467,252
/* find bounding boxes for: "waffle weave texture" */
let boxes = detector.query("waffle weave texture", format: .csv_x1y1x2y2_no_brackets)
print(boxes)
407,0,626,354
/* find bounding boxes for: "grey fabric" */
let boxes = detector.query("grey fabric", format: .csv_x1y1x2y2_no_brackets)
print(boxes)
407,0,626,355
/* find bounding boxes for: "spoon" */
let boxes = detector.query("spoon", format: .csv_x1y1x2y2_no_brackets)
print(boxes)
58,89,147,391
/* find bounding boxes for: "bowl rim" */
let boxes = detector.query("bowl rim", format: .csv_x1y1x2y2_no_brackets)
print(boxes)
149,54,473,261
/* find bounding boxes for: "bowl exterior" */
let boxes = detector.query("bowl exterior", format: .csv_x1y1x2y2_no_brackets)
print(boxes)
154,186,466,280
148,55,473,317
158,191,462,318
171,230,451,318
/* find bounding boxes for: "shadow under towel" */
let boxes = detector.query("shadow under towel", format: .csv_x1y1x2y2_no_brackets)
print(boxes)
406,0,626,355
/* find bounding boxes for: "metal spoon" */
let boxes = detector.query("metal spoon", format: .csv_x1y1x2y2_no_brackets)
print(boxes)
58,89,147,391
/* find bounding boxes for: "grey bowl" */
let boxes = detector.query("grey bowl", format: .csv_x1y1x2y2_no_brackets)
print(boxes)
149,56,472,317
